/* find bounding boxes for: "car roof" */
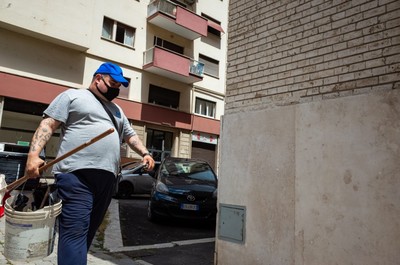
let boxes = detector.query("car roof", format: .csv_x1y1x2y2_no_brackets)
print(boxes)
121,160,160,168
162,157,209,164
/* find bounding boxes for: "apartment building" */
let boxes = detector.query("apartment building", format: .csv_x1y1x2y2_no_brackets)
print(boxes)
0,0,228,171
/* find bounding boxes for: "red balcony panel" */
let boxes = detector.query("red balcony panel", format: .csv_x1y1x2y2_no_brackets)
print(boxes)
141,103,192,130
0,72,67,104
115,98,142,121
153,47,190,77
117,100,220,136
143,47,202,84
192,115,220,136
116,99,192,131
175,6,207,37
147,3,207,40
0,73,219,137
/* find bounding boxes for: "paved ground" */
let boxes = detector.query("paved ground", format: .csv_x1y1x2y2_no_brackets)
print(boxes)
118,197,215,246
123,242,215,265
117,198,216,265
0,198,216,265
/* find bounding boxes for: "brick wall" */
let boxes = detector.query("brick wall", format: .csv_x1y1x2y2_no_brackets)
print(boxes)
226,0,400,113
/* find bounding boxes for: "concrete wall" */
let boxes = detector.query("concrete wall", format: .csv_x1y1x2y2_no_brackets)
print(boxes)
217,89,400,265
217,0,400,264
295,89,399,265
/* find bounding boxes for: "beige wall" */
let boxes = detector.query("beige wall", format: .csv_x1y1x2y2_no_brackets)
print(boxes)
0,0,93,50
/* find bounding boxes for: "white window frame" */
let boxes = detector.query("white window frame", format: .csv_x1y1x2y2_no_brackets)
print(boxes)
195,98,216,118
102,17,136,48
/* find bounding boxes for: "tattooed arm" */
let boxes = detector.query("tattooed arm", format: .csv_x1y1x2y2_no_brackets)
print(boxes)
126,134,155,171
26,116,61,178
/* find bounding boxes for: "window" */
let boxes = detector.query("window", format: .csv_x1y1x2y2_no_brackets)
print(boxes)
148,85,180,109
195,98,216,118
146,128,173,161
4,98,47,116
199,54,219,77
154,37,184,55
102,17,135,48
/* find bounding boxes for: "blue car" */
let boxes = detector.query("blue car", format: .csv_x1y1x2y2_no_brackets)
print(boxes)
147,157,218,222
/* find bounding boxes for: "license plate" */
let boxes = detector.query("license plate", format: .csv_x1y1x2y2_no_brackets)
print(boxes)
180,203,199,211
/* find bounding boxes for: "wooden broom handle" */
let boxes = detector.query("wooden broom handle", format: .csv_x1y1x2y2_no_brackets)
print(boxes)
3,128,114,192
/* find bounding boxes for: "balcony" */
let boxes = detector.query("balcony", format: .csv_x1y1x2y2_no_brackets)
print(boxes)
143,46,204,84
147,0,208,40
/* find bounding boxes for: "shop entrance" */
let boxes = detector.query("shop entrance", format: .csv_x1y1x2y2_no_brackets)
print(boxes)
191,141,216,170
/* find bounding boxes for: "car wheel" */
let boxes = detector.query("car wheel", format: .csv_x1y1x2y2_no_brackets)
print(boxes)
116,182,133,199
147,200,159,222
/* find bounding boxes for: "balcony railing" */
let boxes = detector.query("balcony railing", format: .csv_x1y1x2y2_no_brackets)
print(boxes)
143,47,155,65
148,0,177,18
189,59,204,77
147,0,207,40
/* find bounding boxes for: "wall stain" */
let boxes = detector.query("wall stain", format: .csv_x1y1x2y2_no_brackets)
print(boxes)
343,169,352,184
322,194,329,203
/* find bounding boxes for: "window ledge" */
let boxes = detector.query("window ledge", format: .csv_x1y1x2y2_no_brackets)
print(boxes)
100,37,136,51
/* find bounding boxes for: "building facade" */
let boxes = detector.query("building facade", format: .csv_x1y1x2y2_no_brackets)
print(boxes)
0,0,228,171
217,0,399,265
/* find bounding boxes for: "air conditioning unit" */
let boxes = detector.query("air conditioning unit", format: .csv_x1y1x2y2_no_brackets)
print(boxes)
0,143,45,190
184,0,195,5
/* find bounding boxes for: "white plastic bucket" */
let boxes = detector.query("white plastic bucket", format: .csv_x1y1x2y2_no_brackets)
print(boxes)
4,196,62,261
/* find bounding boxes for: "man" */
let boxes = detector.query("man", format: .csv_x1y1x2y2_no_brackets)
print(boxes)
25,62,155,265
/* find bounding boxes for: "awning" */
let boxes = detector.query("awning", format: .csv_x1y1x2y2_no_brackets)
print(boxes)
207,20,224,33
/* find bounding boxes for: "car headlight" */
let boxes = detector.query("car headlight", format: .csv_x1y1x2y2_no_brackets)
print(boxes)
155,181,169,194
213,189,218,198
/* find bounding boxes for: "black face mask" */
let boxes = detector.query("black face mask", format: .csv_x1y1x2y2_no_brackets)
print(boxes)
97,77,120,101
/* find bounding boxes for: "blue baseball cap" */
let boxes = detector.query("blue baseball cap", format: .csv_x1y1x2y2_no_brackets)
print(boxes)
94,62,129,87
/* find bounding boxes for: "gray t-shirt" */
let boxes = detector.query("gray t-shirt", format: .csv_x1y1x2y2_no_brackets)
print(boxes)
44,89,136,175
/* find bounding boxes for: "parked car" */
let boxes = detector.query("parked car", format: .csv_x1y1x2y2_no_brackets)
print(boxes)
114,161,160,198
147,157,218,222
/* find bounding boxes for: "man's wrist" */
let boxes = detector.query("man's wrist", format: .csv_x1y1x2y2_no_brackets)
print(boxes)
142,152,152,157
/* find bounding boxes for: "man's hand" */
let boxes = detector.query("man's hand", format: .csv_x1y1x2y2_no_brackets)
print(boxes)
143,154,155,171
126,134,156,171
25,156,45,179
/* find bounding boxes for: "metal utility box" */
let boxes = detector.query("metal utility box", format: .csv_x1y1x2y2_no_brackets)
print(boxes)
218,203,246,244
0,142,45,190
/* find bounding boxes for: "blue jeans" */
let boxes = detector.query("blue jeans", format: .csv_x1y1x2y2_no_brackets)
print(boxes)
55,169,116,265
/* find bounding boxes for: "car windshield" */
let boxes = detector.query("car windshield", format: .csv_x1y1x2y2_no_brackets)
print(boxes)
161,160,216,182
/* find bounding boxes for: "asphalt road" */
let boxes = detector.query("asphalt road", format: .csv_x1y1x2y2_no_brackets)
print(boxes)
118,197,216,265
